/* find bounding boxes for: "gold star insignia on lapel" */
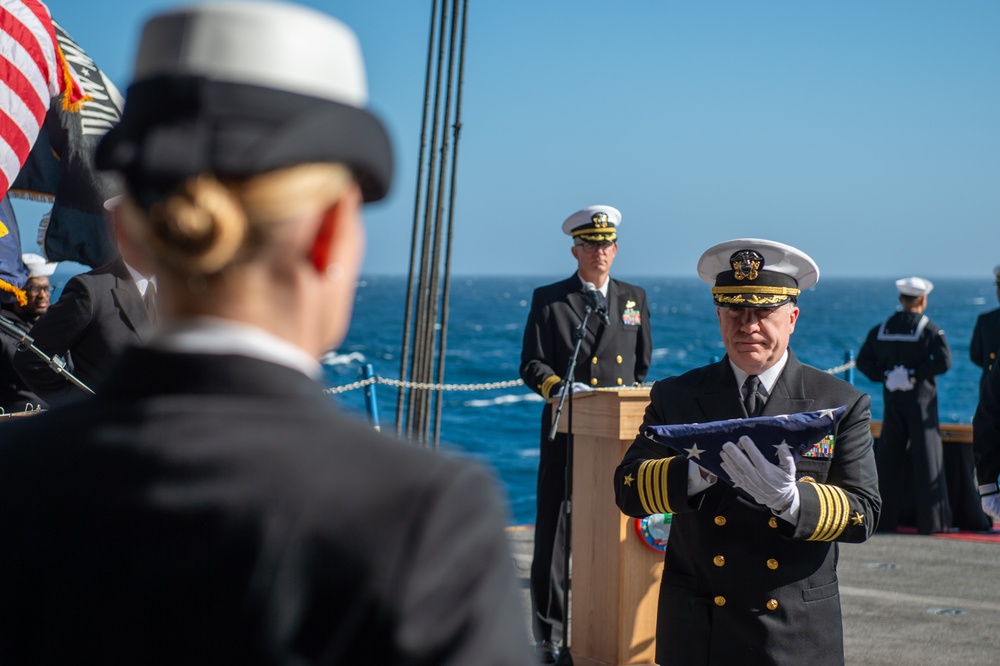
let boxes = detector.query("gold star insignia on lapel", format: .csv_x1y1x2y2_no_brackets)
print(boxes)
624,473,634,486
685,444,704,460
851,511,864,526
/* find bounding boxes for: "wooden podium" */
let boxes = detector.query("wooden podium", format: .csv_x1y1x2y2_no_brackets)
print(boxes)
552,387,661,666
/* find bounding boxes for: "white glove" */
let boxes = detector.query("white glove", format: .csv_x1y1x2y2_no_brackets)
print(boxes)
553,381,594,397
885,365,915,392
982,494,1000,523
719,435,798,513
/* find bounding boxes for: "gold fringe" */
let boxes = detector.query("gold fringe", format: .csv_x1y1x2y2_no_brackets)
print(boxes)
56,44,91,113
0,279,27,307
7,189,56,204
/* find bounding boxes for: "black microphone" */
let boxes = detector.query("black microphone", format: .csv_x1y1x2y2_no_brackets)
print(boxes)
582,281,611,325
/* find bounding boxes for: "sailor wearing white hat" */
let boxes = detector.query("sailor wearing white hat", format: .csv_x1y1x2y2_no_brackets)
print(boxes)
0,254,58,412
857,275,959,533
18,253,57,322
895,276,934,297
522,204,650,662
615,238,879,666
0,3,529,664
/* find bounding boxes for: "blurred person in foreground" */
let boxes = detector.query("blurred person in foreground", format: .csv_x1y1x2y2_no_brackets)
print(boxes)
0,253,57,412
614,238,880,666
856,277,953,534
0,2,529,664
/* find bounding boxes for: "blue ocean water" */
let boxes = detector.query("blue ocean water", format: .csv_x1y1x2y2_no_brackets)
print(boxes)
322,275,996,526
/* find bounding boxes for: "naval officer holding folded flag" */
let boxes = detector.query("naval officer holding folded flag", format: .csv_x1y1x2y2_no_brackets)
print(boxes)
614,238,881,666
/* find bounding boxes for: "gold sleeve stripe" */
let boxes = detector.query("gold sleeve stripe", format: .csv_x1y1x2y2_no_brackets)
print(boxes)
637,458,674,515
540,375,562,399
807,483,851,542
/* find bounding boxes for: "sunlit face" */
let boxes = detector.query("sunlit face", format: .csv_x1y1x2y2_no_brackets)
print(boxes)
571,240,617,278
23,277,51,318
716,301,798,375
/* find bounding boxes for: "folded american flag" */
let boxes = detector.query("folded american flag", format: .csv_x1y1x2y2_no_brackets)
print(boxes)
642,406,848,487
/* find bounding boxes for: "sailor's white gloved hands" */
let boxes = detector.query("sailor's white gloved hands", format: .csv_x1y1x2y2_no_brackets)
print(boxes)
720,435,798,513
981,494,1000,523
885,365,915,392
687,460,718,496
553,381,593,397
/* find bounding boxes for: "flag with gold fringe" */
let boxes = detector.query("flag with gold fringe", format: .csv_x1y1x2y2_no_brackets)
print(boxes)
9,9,122,268
0,194,28,306
0,0,89,196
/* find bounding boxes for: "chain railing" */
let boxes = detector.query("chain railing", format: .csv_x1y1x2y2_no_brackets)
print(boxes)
325,376,525,395
324,359,858,395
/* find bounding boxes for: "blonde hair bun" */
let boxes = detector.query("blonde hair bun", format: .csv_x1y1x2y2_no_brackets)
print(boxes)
145,176,247,275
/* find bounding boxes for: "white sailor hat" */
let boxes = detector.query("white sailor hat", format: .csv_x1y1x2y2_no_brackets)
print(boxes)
562,205,621,243
96,0,393,208
895,276,933,297
21,253,57,278
697,238,819,308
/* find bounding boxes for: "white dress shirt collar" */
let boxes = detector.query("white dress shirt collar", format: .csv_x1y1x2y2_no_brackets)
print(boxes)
147,317,322,379
729,349,790,399
577,273,609,297
123,261,156,297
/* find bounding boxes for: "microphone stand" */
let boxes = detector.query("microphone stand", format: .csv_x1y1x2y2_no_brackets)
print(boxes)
0,313,94,395
547,302,597,666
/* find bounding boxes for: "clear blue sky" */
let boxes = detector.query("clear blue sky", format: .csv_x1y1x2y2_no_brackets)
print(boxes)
16,0,1000,279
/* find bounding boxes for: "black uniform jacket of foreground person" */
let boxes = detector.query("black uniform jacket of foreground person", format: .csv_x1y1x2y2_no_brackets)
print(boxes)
614,350,881,666
0,348,529,665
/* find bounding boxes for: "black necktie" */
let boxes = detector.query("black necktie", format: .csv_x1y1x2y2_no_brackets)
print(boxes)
743,375,762,417
143,283,157,324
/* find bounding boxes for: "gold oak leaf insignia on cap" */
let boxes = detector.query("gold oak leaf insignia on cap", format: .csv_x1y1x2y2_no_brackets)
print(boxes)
592,211,609,228
731,250,762,281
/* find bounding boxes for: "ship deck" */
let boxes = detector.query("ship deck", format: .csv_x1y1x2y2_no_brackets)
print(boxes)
506,525,1000,665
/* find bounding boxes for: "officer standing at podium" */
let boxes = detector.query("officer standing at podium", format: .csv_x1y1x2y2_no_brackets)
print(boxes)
520,205,651,663
614,238,880,666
